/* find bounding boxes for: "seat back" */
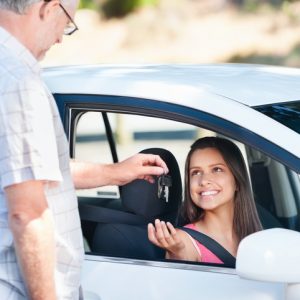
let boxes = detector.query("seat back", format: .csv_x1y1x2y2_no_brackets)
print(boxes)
92,224,165,259
121,147,182,223
247,147,297,229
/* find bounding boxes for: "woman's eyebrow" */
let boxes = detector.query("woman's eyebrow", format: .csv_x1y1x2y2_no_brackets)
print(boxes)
190,163,226,169
210,163,226,167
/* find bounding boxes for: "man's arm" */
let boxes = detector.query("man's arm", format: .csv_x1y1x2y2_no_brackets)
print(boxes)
71,153,168,189
5,180,56,300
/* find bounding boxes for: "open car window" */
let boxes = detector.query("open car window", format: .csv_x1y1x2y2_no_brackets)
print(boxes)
74,110,300,266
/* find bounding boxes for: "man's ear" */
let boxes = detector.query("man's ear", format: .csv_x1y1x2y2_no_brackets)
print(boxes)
39,0,60,20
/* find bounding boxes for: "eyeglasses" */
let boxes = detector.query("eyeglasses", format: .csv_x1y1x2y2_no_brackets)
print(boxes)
44,0,79,35
59,2,78,35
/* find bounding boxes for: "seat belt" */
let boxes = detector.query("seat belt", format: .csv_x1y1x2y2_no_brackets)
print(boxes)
181,227,236,267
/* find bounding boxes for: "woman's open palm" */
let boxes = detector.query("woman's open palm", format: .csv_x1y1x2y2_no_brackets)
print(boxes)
148,219,185,254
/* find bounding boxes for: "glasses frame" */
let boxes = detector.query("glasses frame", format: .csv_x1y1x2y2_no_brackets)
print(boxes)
44,0,79,36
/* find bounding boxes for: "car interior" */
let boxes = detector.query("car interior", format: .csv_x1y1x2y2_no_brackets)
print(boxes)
89,147,182,260
73,110,300,265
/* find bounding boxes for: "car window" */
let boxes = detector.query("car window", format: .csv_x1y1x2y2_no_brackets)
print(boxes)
75,111,207,197
255,100,300,134
246,146,300,230
74,110,300,264
75,111,120,198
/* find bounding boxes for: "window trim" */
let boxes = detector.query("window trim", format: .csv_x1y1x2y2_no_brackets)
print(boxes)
53,94,300,173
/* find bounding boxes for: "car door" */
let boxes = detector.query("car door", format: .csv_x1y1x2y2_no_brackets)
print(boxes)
54,94,299,300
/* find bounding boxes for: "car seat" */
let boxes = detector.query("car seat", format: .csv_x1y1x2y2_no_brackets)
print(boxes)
91,147,182,259
250,161,284,229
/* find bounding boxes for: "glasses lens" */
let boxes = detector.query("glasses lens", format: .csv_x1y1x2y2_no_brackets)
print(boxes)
58,3,78,35
64,23,76,35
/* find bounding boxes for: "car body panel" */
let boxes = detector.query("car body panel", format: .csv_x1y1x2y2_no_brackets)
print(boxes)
82,256,285,300
43,64,300,106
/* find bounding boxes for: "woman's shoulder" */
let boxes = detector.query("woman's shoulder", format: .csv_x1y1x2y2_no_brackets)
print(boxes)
181,223,224,264
183,223,198,230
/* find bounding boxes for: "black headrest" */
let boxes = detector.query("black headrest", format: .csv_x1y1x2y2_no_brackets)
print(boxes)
121,148,182,219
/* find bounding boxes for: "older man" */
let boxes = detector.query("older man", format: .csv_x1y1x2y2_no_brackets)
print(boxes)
0,1,168,299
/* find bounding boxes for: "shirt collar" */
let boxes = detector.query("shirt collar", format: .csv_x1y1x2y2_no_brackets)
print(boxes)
0,26,41,74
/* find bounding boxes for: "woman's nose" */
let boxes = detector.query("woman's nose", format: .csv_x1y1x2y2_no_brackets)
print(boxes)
198,172,212,186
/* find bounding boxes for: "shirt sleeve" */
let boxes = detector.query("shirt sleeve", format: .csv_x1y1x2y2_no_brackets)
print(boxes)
0,75,63,189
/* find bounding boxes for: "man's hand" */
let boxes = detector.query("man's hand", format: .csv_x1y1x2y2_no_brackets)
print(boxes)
71,153,168,189
112,153,169,185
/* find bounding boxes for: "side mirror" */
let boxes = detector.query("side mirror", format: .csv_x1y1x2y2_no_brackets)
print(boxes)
236,228,300,300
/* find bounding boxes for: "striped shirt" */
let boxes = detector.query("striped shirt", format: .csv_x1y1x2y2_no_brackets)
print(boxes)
0,27,84,299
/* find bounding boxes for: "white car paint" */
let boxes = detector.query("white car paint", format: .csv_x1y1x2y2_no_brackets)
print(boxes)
237,229,300,283
44,64,300,106
237,229,300,300
80,229,300,300
81,256,285,300
43,64,300,158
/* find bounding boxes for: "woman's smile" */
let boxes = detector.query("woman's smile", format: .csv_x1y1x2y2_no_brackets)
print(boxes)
199,189,219,200
200,190,219,196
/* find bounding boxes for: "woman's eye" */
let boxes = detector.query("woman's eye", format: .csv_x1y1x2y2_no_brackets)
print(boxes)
191,170,201,176
213,167,223,173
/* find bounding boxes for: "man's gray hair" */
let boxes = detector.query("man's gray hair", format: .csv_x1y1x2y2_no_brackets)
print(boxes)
0,0,41,14
0,0,72,14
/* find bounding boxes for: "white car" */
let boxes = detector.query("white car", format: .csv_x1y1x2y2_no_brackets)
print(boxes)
43,64,300,300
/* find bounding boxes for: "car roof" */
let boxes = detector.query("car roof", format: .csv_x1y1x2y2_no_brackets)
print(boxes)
43,63,300,107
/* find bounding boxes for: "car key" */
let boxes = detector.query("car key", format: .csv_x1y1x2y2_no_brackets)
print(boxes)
158,174,172,202
165,185,169,203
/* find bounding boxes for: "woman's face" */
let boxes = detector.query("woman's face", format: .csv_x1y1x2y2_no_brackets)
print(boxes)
189,147,236,212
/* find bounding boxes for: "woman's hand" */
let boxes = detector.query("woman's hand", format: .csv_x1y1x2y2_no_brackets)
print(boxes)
148,219,186,259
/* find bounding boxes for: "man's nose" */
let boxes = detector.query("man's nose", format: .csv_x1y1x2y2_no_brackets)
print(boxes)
56,35,63,44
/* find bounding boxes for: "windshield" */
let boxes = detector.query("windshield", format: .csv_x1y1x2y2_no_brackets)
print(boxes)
255,101,300,134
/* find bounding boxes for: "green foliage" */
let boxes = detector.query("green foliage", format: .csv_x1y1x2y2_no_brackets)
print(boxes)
99,0,159,18
79,0,97,10
241,0,261,12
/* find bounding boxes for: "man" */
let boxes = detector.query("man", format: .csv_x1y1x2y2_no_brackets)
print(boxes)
0,1,168,299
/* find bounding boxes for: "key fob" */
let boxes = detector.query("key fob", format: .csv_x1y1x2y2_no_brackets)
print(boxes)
157,174,172,200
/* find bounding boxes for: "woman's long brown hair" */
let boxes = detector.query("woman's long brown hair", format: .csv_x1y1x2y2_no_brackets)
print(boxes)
180,136,262,243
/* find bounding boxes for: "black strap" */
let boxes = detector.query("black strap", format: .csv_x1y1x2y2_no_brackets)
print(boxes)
181,227,236,267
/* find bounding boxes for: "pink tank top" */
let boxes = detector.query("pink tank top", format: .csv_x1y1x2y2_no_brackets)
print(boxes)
184,224,224,264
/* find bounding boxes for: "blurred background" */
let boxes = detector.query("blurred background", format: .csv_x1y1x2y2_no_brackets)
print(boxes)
42,0,300,67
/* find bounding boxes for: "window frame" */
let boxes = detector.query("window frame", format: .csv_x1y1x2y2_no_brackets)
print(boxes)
53,94,300,173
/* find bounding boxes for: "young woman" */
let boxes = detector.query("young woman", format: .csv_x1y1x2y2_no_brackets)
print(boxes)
148,136,262,263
